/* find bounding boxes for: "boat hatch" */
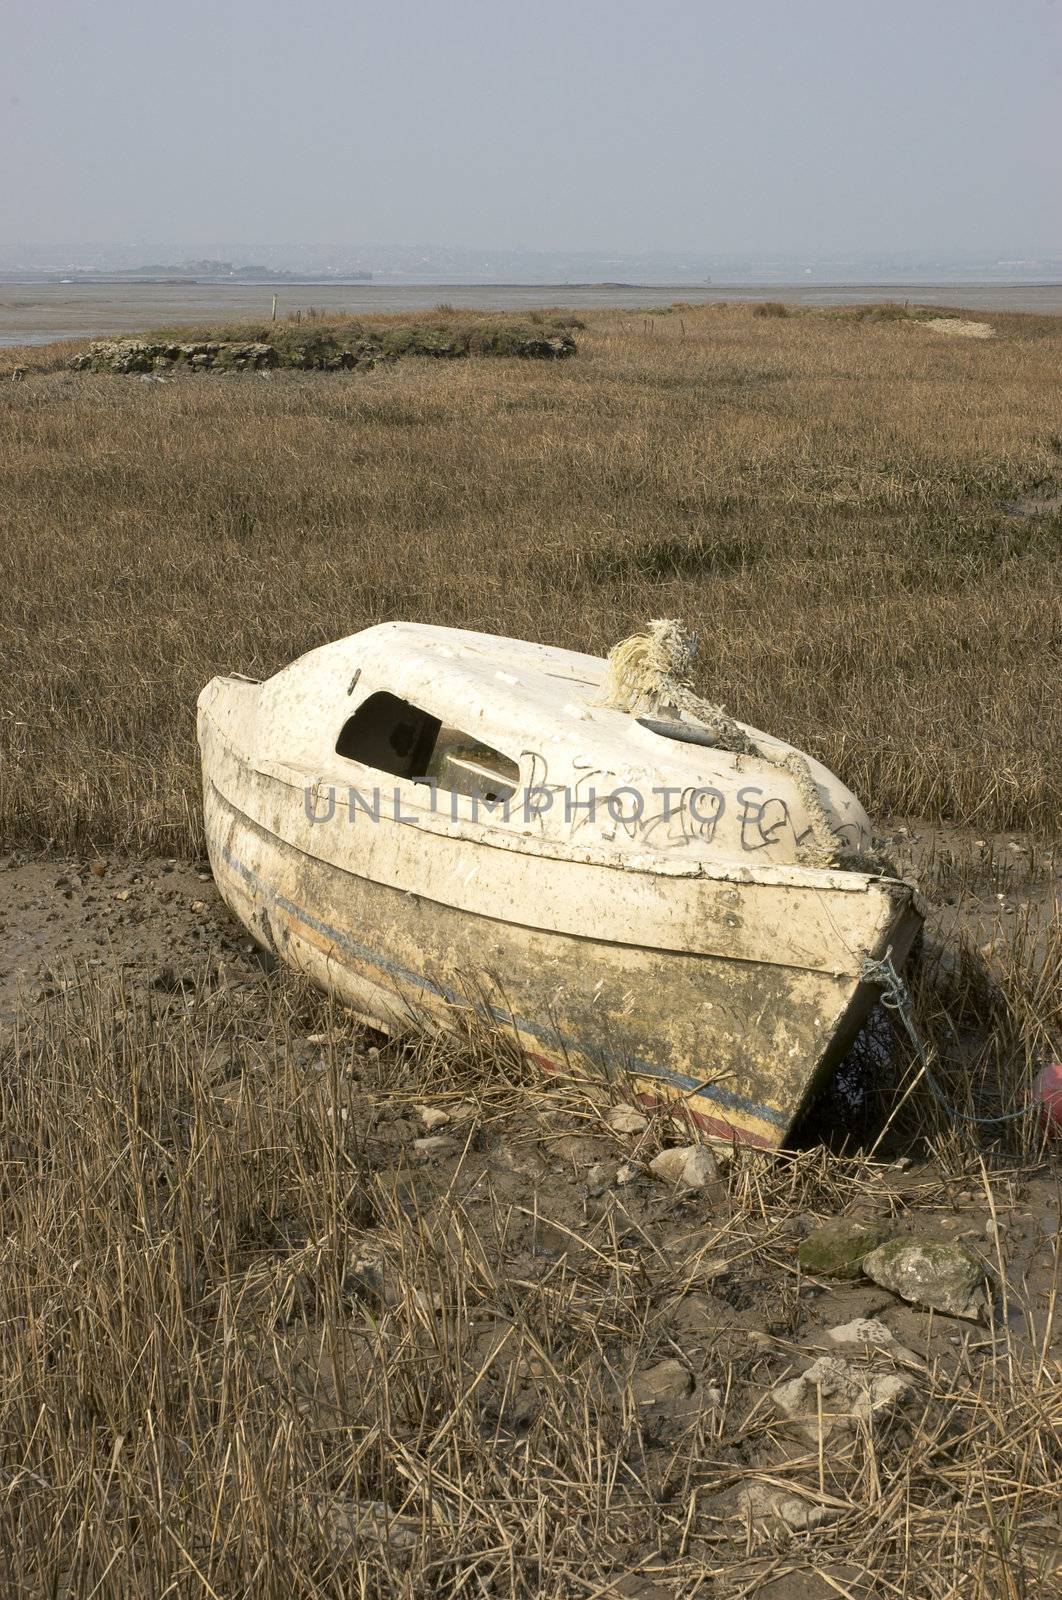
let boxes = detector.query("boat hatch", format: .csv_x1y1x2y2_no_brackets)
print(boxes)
335,690,519,804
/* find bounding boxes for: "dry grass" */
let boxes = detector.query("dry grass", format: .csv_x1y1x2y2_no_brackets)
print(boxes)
2,303,1061,1596
1,967,1058,1598
2,302,1061,855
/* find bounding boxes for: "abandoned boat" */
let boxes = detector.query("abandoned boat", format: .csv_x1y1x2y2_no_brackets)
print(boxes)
197,620,923,1148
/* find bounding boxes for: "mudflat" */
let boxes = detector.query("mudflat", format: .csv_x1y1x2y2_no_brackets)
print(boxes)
3,278,1062,346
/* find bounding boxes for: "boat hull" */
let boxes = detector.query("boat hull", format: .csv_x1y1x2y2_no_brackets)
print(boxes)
203,771,922,1149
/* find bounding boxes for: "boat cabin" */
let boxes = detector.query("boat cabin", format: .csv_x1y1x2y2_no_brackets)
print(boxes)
242,622,873,866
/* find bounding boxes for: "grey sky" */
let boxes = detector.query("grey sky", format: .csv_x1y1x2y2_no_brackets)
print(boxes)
5,0,1060,260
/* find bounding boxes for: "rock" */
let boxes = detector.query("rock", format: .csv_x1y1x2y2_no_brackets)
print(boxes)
415,1104,451,1131
772,1355,914,1443
71,339,156,374
798,1217,892,1280
614,1161,641,1186
631,1357,693,1406
863,1239,986,1320
824,1317,924,1368
411,1135,460,1161
492,1142,547,1179
585,1161,612,1196
606,1103,649,1135
737,1482,838,1533
514,332,576,359
305,1496,422,1557
649,1145,718,1190
825,1316,899,1348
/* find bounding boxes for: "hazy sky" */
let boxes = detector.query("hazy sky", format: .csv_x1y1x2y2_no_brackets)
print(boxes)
5,0,1060,259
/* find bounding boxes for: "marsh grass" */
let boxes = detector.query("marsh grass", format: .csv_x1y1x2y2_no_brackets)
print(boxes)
2,303,1061,1596
2,302,1060,856
0,963,1058,1597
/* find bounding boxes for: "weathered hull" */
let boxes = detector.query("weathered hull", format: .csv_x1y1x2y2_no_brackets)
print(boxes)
202,755,922,1148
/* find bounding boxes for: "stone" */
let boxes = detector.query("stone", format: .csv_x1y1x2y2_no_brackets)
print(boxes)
346,1257,396,1307
649,1145,719,1190
772,1355,914,1443
412,1135,460,1161
606,1103,649,1135
305,1496,422,1557
492,1142,547,1179
615,1162,641,1186
824,1317,925,1369
631,1357,693,1406
825,1316,900,1349
798,1217,892,1279
585,1161,612,1196
415,1104,450,1131
737,1482,838,1533
862,1238,986,1320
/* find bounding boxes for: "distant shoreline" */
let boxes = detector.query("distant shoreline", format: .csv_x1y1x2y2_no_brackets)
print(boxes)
3,279,1061,348
3,275,1061,290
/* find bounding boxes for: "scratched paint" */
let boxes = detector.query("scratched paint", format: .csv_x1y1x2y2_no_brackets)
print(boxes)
197,622,922,1149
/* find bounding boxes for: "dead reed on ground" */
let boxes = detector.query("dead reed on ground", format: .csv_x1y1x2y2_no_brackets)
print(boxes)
1,302,1060,854
1,967,1058,1597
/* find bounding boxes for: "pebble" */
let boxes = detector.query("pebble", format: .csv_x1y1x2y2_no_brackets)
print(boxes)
411,1135,460,1161
304,1496,422,1557
416,1105,451,1131
798,1217,891,1279
606,1103,649,1135
649,1145,718,1190
738,1482,838,1533
631,1357,693,1406
585,1161,612,1196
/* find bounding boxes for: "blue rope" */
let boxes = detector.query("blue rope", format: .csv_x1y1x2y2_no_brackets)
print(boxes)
859,948,1031,1128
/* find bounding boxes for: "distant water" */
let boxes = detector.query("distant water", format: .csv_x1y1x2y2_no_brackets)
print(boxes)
1,280,1060,348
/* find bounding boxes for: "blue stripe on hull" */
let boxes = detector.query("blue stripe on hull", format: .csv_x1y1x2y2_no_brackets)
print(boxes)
212,834,793,1132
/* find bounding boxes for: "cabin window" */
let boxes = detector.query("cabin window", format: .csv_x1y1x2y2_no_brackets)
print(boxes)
336,693,440,780
336,691,519,804
422,727,520,804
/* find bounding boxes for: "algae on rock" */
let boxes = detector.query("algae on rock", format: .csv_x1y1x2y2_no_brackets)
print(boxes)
798,1217,893,1280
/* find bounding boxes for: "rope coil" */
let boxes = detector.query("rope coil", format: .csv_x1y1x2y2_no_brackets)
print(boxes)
598,619,841,867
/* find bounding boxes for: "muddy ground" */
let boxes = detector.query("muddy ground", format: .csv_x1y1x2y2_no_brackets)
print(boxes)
1,825,1059,1597
2,822,1058,1019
